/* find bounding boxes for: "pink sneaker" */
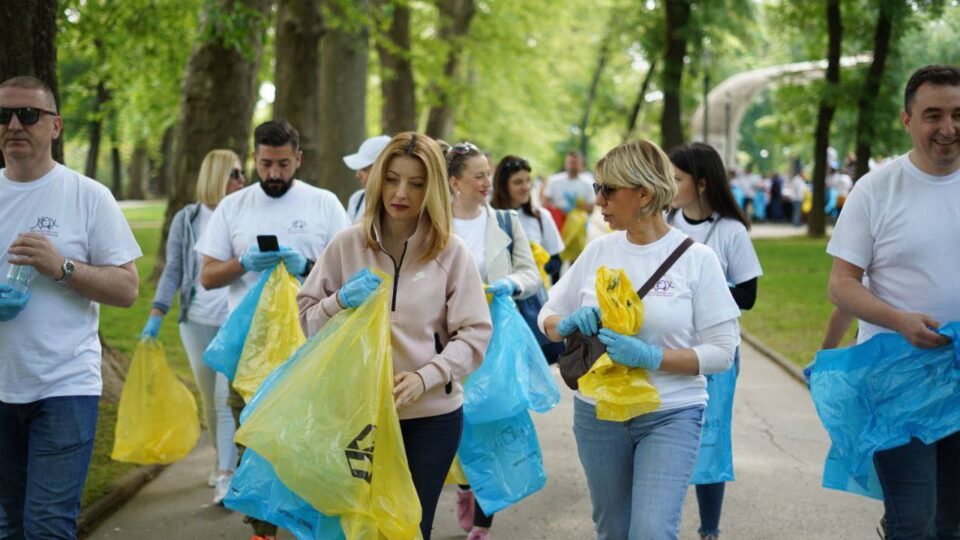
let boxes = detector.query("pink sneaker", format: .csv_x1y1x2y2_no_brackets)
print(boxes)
456,489,475,532
467,527,490,540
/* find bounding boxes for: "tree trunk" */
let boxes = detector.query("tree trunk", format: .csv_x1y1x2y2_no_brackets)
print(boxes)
424,0,476,141
155,0,271,276
376,0,416,134
853,0,901,181
624,59,657,142
809,0,842,238
127,142,148,200
84,80,110,179
274,0,323,185
154,125,175,196
111,145,123,200
317,0,370,203
0,0,62,165
660,0,692,152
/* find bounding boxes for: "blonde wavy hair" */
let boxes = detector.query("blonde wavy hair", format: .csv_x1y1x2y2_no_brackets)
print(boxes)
196,149,240,206
362,132,452,260
595,139,677,216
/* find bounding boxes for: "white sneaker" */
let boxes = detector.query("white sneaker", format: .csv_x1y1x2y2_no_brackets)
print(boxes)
207,470,218,487
213,473,233,505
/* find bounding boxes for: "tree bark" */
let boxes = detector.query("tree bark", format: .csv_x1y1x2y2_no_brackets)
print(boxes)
809,0,842,238
111,144,123,200
424,0,476,141
84,79,111,179
274,0,323,185
317,0,370,203
624,59,657,142
0,0,62,165
376,0,416,134
853,0,901,181
660,0,692,152
155,0,271,276
154,125,175,196
127,142,148,200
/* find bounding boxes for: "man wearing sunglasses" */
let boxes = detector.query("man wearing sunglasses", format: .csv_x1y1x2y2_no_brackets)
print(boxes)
0,76,142,539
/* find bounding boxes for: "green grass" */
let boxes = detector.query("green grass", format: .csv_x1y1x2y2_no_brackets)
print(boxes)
740,236,856,368
83,220,195,508
120,202,167,226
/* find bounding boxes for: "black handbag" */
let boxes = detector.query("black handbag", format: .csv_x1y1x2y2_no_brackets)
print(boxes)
557,237,695,390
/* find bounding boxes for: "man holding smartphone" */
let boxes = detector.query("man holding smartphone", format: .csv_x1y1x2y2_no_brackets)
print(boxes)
195,119,349,540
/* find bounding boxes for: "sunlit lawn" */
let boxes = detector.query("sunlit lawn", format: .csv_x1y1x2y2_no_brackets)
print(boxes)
740,236,856,368
84,201,194,507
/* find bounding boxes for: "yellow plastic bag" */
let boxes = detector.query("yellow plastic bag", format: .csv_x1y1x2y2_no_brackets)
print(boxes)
444,455,469,485
560,208,588,262
111,339,200,464
232,263,306,401
530,241,552,289
235,273,422,540
577,266,661,421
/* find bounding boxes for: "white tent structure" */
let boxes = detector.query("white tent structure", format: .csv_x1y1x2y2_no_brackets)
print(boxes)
689,55,872,168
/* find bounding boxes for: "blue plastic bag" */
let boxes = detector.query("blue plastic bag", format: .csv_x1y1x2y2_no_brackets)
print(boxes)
458,411,547,515
822,444,882,500
463,294,560,424
203,270,272,380
690,355,738,484
225,450,344,540
810,322,960,496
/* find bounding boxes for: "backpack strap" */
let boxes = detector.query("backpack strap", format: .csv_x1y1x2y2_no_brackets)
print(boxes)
495,209,514,254
636,237,695,298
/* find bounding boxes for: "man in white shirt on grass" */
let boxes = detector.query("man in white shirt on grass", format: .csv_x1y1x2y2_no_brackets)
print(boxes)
195,119,349,539
827,64,960,539
0,76,142,539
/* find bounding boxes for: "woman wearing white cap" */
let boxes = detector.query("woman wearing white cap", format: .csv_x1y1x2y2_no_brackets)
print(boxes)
343,134,392,221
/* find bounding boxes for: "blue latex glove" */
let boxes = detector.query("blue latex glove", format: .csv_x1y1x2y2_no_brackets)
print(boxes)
486,278,516,297
0,285,31,322
338,269,383,308
141,315,162,339
557,306,601,337
598,328,663,370
279,246,308,276
560,191,578,213
241,245,282,273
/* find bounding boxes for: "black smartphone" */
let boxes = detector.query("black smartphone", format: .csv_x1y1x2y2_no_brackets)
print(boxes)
256,235,280,252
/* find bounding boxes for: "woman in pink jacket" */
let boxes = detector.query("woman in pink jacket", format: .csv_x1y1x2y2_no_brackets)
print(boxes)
297,132,492,540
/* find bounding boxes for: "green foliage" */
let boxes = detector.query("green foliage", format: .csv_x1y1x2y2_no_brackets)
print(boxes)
200,0,272,59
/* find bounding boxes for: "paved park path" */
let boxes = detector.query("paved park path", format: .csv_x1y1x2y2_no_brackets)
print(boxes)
86,340,882,540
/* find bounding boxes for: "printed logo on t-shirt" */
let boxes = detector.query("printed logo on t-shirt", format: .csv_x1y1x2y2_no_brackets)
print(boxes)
28,216,60,237
647,278,675,297
286,219,308,234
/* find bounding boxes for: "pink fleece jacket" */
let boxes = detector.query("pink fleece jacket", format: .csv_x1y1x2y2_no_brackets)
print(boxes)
297,219,492,420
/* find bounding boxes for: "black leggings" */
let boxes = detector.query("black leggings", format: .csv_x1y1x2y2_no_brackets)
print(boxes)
401,408,464,540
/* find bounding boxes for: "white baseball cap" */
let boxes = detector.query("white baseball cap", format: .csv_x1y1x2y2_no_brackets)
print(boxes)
343,135,392,170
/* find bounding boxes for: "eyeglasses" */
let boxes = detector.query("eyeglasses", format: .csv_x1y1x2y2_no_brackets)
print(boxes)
0,107,58,126
448,142,480,156
592,182,621,199
229,168,244,180
505,157,529,170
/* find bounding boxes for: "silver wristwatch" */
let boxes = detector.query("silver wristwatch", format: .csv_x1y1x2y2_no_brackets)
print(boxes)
55,258,76,283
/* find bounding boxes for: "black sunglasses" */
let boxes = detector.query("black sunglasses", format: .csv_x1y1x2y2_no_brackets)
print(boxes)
229,168,244,180
448,141,480,156
0,107,58,126
505,157,530,170
592,182,621,199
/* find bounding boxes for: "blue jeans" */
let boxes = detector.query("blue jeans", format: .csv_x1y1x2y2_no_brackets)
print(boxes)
573,399,704,540
874,431,960,540
0,396,99,540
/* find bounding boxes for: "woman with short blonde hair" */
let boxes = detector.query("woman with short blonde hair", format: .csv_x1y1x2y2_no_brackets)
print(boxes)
540,139,741,539
144,148,245,503
299,132,492,540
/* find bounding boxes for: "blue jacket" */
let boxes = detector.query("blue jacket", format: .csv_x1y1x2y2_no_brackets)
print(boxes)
151,203,203,323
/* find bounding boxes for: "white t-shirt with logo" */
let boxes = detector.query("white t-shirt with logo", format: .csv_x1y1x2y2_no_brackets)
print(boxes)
827,155,960,343
184,205,229,326
544,172,596,208
540,228,741,411
517,209,564,256
0,164,142,403
453,211,489,281
195,180,350,312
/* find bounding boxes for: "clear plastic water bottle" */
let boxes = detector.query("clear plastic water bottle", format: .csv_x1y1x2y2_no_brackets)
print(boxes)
5,264,37,295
